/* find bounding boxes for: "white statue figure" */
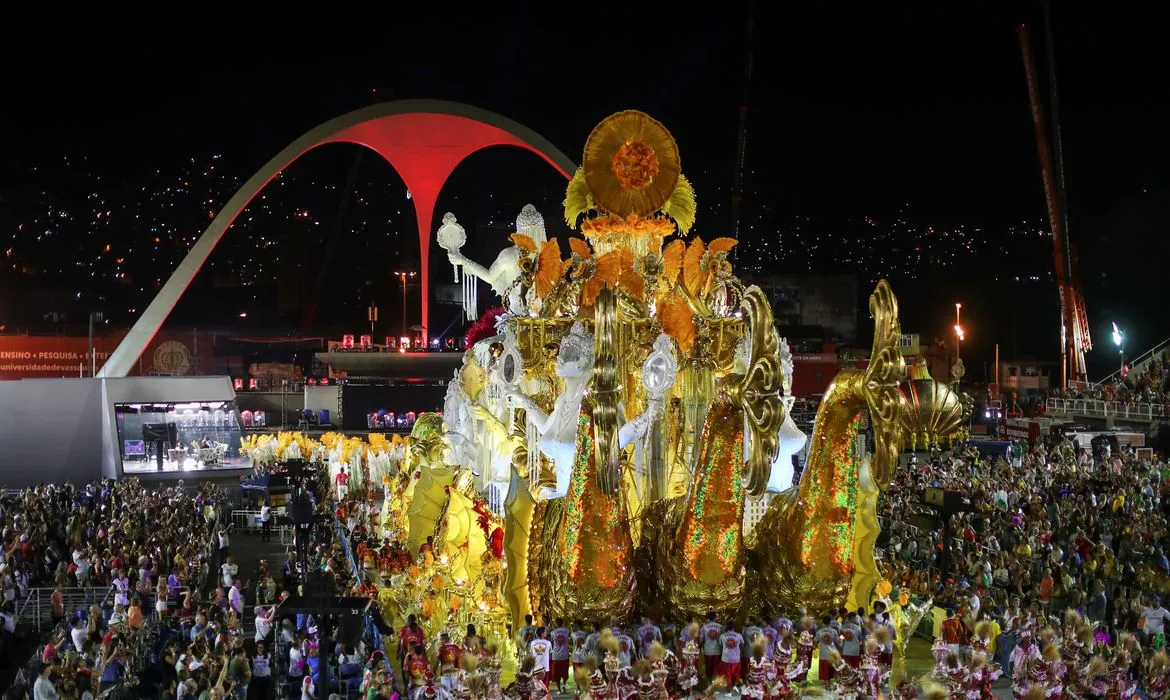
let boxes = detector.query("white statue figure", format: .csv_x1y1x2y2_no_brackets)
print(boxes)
767,338,808,493
509,322,664,501
508,321,593,500
445,335,524,488
442,369,476,469
441,205,549,316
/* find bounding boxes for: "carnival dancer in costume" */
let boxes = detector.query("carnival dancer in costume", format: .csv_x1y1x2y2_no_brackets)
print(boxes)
1115,633,1141,699
1040,643,1065,698
480,641,504,700
438,632,465,693
1010,632,1042,700
772,629,805,695
794,617,815,684
965,652,1001,700
873,627,894,693
1081,656,1113,698
600,631,623,694
1061,610,1088,668
934,651,967,698
572,666,595,700
407,643,431,694
741,640,772,700
678,627,701,694
585,657,610,700
862,637,891,698
614,663,638,700
769,654,803,699
645,646,673,700
453,654,477,700
827,650,863,700
632,660,660,700
700,613,724,681
892,677,921,700
513,656,548,700
1149,651,1170,700
931,636,951,678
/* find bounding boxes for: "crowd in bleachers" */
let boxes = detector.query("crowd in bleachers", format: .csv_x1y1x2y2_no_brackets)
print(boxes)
1,479,227,699
878,435,1170,676
1048,351,1170,407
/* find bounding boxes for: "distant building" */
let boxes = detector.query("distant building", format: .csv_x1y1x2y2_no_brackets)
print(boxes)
743,492,776,537
741,273,859,345
1000,360,1056,395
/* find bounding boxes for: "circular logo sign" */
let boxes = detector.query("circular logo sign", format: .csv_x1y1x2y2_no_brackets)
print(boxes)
153,341,191,375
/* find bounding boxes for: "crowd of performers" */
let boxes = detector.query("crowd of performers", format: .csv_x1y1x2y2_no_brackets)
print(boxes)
385,604,1170,699
389,606,911,700
913,608,1170,699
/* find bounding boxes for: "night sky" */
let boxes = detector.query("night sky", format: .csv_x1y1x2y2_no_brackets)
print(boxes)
2,2,1166,377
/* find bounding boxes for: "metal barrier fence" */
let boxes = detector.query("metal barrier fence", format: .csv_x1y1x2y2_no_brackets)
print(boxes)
232,508,295,545
1045,397,1169,420
15,586,114,633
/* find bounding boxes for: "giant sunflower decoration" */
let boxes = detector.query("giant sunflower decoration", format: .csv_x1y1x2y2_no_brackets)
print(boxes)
565,110,697,236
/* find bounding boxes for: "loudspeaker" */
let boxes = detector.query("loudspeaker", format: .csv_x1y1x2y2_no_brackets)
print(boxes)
290,495,314,525
335,613,365,646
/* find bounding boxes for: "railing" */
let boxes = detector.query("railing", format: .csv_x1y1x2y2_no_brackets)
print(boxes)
1045,397,1169,421
232,508,295,545
1099,336,1170,385
15,586,114,633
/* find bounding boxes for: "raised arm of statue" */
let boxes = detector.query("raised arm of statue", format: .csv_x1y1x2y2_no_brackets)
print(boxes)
469,404,509,438
617,399,662,450
447,249,493,284
509,391,551,432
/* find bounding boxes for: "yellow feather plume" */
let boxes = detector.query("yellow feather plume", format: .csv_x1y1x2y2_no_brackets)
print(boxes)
681,238,706,297
563,168,594,227
535,239,562,299
661,174,696,234
569,237,593,260
511,233,537,252
706,237,738,255
661,239,685,287
658,294,695,354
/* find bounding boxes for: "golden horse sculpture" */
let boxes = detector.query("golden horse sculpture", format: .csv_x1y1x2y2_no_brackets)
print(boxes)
745,280,907,615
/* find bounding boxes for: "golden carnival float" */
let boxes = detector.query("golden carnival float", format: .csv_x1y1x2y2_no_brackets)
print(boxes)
387,110,971,633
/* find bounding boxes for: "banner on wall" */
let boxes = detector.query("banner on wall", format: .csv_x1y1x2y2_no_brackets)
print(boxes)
0,333,212,379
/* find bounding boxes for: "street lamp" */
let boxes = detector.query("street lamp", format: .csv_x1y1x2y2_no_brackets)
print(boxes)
394,271,416,342
1112,322,1125,377
952,303,966,386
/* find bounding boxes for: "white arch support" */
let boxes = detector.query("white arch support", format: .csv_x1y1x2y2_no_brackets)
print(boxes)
99,99,576,377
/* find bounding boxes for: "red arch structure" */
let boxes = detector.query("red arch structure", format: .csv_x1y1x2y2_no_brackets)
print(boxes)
99,100,576,377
